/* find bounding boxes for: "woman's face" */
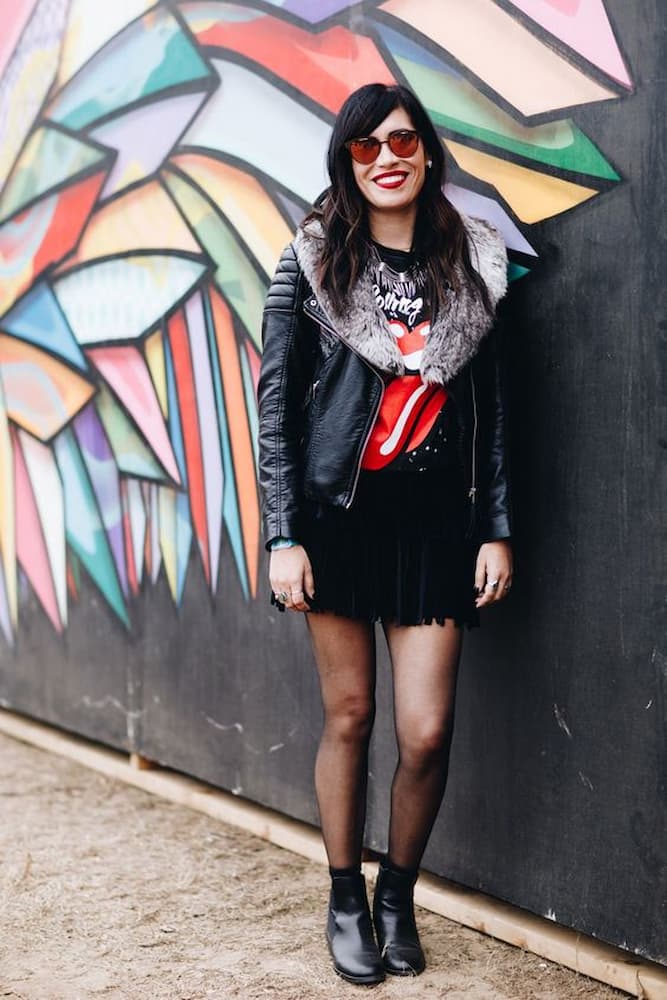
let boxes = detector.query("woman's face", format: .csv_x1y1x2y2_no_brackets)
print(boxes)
348,106,428,214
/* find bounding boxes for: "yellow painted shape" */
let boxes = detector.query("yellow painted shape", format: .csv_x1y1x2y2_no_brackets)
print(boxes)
381,0,618,117
0,335,95,441
170,154,292,278
0,379,17,626
59,180,200,271
445,141,598,222
57,0,155,86
158,485,177,602
144,328,168,419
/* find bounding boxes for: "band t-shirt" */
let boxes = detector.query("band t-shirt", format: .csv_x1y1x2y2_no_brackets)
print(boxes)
360,243,460,473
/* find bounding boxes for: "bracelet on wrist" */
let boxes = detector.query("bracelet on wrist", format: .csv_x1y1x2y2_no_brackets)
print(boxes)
270,537,299,550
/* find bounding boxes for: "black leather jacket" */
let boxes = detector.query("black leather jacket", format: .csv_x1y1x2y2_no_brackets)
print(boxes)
257,243,513,550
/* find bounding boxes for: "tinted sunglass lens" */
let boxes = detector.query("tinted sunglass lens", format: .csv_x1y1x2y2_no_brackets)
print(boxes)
348,138,380,164
389,131,419,157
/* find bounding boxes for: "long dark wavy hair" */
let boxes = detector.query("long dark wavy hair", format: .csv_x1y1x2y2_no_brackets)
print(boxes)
305,83,492,317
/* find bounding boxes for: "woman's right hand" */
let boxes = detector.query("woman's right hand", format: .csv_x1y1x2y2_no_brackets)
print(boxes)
270,545,315,612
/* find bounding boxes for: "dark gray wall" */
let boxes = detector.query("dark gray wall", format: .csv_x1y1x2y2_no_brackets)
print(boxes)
1,0,664,968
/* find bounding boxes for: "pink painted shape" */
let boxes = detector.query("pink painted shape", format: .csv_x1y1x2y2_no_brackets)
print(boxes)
12,427,61,631
506,0,632,88
86,345,181,485
0,0,37,77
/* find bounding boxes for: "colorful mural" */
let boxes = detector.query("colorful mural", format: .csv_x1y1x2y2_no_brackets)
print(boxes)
0,0,631,641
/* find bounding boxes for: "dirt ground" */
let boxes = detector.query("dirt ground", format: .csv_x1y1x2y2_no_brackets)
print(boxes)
0,732,630,1000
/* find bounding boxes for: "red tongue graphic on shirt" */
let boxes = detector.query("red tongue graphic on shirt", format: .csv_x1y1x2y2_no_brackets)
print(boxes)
361,376,448,470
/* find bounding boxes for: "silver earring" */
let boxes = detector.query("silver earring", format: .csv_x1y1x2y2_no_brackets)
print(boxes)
426,160,433,168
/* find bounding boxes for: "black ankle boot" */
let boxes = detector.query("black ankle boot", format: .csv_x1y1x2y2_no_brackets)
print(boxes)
372,860,425,976
326,872,385,985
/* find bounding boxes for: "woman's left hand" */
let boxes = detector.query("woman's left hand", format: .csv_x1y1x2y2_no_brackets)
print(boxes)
474,539,513,607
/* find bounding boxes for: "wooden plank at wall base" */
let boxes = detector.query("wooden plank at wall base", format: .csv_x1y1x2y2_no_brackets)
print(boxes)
0,707,664,998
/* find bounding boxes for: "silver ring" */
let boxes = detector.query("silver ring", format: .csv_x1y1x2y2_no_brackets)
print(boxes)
488,579,500,590
277,590,289,602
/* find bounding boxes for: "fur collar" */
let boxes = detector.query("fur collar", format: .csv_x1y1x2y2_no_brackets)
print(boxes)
292,213,507,384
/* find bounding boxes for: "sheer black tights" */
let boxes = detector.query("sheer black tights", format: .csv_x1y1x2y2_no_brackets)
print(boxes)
305,612,463,871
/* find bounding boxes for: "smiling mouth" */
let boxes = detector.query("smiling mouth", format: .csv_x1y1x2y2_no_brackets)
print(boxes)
373,172,408,189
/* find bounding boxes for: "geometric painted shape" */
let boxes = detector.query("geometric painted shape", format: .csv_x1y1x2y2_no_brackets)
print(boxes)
0,0,69,190
0,378,17,627
185,289,223,593
13,427,64,631
53,426,129,627
166,307,209,585
378,0,618,117
377,23,620,181
157,484,178,601
181,6,393,114
444,183,538,257
0,281,87,371
262,0,370,21
17,428,67,628
149,482,161,585
53,254,207,345
0,123,110,224
56,0,159,88
180,57,331,204
505,0,632,89
123,477,147,592
208,286,260,599
72,403,128,598
95,383,170,481
163,171,266,349
163,333,192,605
144,327,168,418
58,179,201,270
201,286,248,598
0,169,108,317
86,344,180,484
0,557,13,646
169,154,293,279
0,0,38,78
47,7,211,130
445,140,598,222
0,334,95,440
91,89,210,199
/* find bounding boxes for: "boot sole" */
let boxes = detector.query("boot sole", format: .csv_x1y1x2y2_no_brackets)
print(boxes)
325,933,386,986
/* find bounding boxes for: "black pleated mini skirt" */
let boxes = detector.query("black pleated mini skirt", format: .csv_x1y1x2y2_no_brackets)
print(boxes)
272,465,480,630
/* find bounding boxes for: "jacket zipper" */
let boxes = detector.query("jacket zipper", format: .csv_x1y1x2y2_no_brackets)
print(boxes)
303,297,385,509
467,366,478,537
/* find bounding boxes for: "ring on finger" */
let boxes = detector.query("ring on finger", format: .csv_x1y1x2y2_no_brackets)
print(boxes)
277,590,289,602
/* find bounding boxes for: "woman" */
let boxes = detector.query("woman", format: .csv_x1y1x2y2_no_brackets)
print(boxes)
257,83,513,985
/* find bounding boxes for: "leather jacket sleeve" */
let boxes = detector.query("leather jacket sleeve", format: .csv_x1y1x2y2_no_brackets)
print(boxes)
257,244,316,550
473,314,513,542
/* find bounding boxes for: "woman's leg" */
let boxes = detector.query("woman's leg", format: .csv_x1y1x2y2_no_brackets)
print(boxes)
305,611,385,984
305,611,377,869
372,618,463,976
383,618,463,869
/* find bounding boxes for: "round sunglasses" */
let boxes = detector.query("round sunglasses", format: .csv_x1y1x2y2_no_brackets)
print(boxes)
344,128,421,165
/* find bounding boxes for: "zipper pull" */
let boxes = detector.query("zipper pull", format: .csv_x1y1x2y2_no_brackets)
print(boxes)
468,486,477,500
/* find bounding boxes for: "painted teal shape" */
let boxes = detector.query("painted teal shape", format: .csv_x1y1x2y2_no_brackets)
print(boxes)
48,9,211,130
376,23,619,181
164,170,267,349
0,125,108,224
95,384,170,481
239,342,259,473
163,334,192,605
0,282,87,371
508,262,530,282
54,426,129,627
202,288,249,599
